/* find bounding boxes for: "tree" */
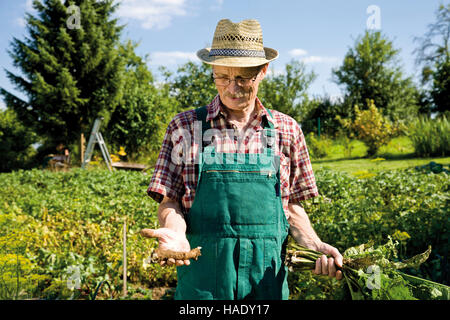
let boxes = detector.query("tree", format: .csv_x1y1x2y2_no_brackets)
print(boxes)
105,41,178,162
0,108,38,172
166,61,217,111
300,94,351,137
414,3,450,116
258,60,317,123
332,31,420,121
0,0,125,150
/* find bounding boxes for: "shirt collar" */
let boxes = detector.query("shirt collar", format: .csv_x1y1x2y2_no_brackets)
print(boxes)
206,94,278,129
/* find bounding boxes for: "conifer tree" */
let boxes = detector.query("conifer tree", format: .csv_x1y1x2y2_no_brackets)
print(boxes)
0,0,125,147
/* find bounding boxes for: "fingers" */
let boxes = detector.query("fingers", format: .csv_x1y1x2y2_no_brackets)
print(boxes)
314,257,321,275
314,254,341,280
314,243,344,280
140,228,162,239
314,255,329,275
328,246,343,268
160,258,191,267
141,227,192,267
320,255,328,275
328,257,336,278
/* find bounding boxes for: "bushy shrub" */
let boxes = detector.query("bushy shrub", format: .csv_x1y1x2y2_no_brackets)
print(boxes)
305,132,332,159
0,214,48,299
407,116,449,157
337,100,405,156
300,95,352,137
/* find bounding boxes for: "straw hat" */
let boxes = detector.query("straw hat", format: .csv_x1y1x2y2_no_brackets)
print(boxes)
197,19,278,67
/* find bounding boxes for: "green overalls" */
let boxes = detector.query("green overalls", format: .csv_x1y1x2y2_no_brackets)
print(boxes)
175,106,290,300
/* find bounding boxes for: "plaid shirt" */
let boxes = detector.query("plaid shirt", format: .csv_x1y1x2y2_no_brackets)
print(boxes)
147,95,318,219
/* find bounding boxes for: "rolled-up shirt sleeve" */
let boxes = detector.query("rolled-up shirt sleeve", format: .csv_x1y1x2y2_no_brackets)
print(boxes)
147,118,185,203
288,121,319,203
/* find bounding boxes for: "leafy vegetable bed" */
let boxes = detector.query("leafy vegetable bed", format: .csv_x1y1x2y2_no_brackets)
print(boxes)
0,167,448,299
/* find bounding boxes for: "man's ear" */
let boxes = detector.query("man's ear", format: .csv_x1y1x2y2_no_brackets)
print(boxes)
260,63,269,79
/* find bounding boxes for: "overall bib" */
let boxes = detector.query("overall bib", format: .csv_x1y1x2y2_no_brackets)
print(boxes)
175,106,290,300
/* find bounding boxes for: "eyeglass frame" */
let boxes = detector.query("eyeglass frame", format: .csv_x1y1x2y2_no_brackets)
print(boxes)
212,72,260,87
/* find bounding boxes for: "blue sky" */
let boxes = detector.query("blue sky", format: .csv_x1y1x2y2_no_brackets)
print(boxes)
0,0,446,110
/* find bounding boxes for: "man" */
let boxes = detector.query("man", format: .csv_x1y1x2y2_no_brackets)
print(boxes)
143,19,343,300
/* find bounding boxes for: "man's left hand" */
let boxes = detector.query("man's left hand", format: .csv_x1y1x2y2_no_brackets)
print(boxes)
313,242,343,280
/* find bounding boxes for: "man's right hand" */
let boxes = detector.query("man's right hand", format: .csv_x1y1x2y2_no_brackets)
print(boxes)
141,228,191,266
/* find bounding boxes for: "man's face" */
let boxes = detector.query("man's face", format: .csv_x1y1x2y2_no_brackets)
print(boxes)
212,64,268,111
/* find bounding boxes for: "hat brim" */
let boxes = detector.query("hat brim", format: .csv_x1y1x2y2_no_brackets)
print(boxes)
197,47,278,67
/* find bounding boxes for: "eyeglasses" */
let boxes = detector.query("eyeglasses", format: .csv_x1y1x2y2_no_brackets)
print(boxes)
212,74,258,87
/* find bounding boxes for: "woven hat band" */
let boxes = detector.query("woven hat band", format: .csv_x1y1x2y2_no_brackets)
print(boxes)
209,48,266,58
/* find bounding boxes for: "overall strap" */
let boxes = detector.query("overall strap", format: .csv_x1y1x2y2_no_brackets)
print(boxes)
265,107,274,120
263,108,276,152
194,106,210,182
195,106,210,135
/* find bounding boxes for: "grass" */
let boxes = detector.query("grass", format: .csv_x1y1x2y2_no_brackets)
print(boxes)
312,156,450,175
311,136,449,174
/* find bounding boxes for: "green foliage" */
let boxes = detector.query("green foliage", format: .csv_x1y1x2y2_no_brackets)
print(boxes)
0,214,48,299
429,59,450,114
287,238,446,300
333,133,356,159
0,0,125,149
407,116,450,157
332,30,420,121
337,100,405,156
304,132,332,159
105,41,178,161
300,95,352,137
288,166,448,300
414,4,450,115
0,168,175,299
164,62,217,110
1,164,448,300
258,60,317,122
0,108,38,172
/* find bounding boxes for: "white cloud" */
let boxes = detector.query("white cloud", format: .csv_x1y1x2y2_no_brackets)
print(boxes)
289,48,339,65
149,51,197,65
288,48,308,57
300,55,339,64
116,0,188,30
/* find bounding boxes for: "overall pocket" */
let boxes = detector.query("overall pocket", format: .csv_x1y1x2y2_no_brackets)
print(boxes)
200,169,278,226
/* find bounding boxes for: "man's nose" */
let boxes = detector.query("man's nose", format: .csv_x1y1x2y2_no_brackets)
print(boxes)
226,81,241,93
